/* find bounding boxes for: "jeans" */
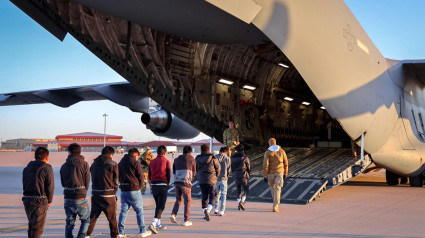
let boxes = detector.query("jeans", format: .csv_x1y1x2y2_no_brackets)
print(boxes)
64,198,90,238
119,191,146,234
151,185,168,219
24,203,47,238
171,184,192,222
87,196,119,238
199,184,217,209
214,180,228,212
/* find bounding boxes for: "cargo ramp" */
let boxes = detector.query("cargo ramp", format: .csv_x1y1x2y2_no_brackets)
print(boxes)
168,148,371,205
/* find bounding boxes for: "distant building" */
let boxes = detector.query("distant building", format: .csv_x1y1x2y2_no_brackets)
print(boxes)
32,132,130,152
1,138,54,151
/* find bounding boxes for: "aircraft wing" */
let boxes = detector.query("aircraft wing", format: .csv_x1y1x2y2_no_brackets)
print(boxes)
0,82,150,113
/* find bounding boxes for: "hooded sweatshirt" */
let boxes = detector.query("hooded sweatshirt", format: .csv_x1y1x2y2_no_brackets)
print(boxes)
118,154,144,191
173,153,196,187
196,152,221,185
22,160,54,206
90,155,119,196
263,138,288,177
60,155,90,199
215,153,231,181
231,152,251,181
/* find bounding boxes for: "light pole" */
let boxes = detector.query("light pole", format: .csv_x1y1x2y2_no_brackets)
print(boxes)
103,114,108,147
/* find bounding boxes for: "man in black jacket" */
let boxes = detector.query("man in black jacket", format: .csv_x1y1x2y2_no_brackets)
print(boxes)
86,146,119,238
118,148,151,237
170,145,196,226
195,144,220,221
60,143,90,238
231,144,251,211
22,147,54,238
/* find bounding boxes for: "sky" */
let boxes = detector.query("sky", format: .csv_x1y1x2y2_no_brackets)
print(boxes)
1,0,425,142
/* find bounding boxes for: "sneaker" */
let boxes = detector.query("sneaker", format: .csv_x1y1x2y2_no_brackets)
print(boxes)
239,201,245,211
219,211,225,216
182,221,192,226
203,209,210,221
139,230,152,237
118,234,127,238
148,224,158,234
170,214,177,224
214,209,219,215
156,224,167,230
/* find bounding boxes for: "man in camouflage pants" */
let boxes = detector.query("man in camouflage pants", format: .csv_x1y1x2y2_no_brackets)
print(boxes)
139,146,154,195
223,121,240,157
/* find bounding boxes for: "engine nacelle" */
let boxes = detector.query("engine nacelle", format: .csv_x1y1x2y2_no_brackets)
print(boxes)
141,109,200,139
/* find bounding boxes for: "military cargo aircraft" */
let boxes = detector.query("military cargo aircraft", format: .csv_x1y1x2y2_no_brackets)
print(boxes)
2,0,425,197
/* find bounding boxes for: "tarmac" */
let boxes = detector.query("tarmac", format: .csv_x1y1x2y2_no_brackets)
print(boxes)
1,152,425,237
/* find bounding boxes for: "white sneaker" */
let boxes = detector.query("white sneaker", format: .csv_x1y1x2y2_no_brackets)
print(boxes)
219,211,225,216
118,234,126,238
170,214,177,223
139,230,152,237
183,220,192,226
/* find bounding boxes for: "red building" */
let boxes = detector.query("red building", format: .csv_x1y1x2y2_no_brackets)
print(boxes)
32,132,130,152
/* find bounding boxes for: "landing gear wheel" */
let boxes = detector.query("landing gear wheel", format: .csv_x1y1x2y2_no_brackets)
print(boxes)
409,175,423,187
386,170,399,186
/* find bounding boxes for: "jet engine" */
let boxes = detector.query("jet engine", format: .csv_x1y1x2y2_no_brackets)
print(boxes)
141,109,200,139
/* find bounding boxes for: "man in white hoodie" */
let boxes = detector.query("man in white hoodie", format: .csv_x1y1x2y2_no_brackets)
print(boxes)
263,138,288,212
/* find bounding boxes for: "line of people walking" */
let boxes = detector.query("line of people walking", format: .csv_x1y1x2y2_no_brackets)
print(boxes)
22,137,288,238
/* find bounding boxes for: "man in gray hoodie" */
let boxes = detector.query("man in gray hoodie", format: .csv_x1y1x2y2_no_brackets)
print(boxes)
214,147,231,216
170,146,196,226
195,144,220,221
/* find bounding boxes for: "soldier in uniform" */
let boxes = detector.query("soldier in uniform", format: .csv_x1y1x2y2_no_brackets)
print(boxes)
223,121,240,157
139,146,154,195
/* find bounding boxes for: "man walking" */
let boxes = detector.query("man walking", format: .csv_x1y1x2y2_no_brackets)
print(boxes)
118,148,151,237
60,143,90,238
86,146,119,238
231,144,251,211
214,147,231,216
118,148,152,237
196,144,220,221
148,145,171,234
22,147,54,238
139,146,154,195
170,145,196,226
263,138,288,212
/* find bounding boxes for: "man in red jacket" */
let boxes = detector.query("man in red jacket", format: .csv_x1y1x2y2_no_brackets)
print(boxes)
148,145,171,234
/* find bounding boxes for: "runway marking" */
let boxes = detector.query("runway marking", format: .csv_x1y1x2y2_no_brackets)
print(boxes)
0,199,200,234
